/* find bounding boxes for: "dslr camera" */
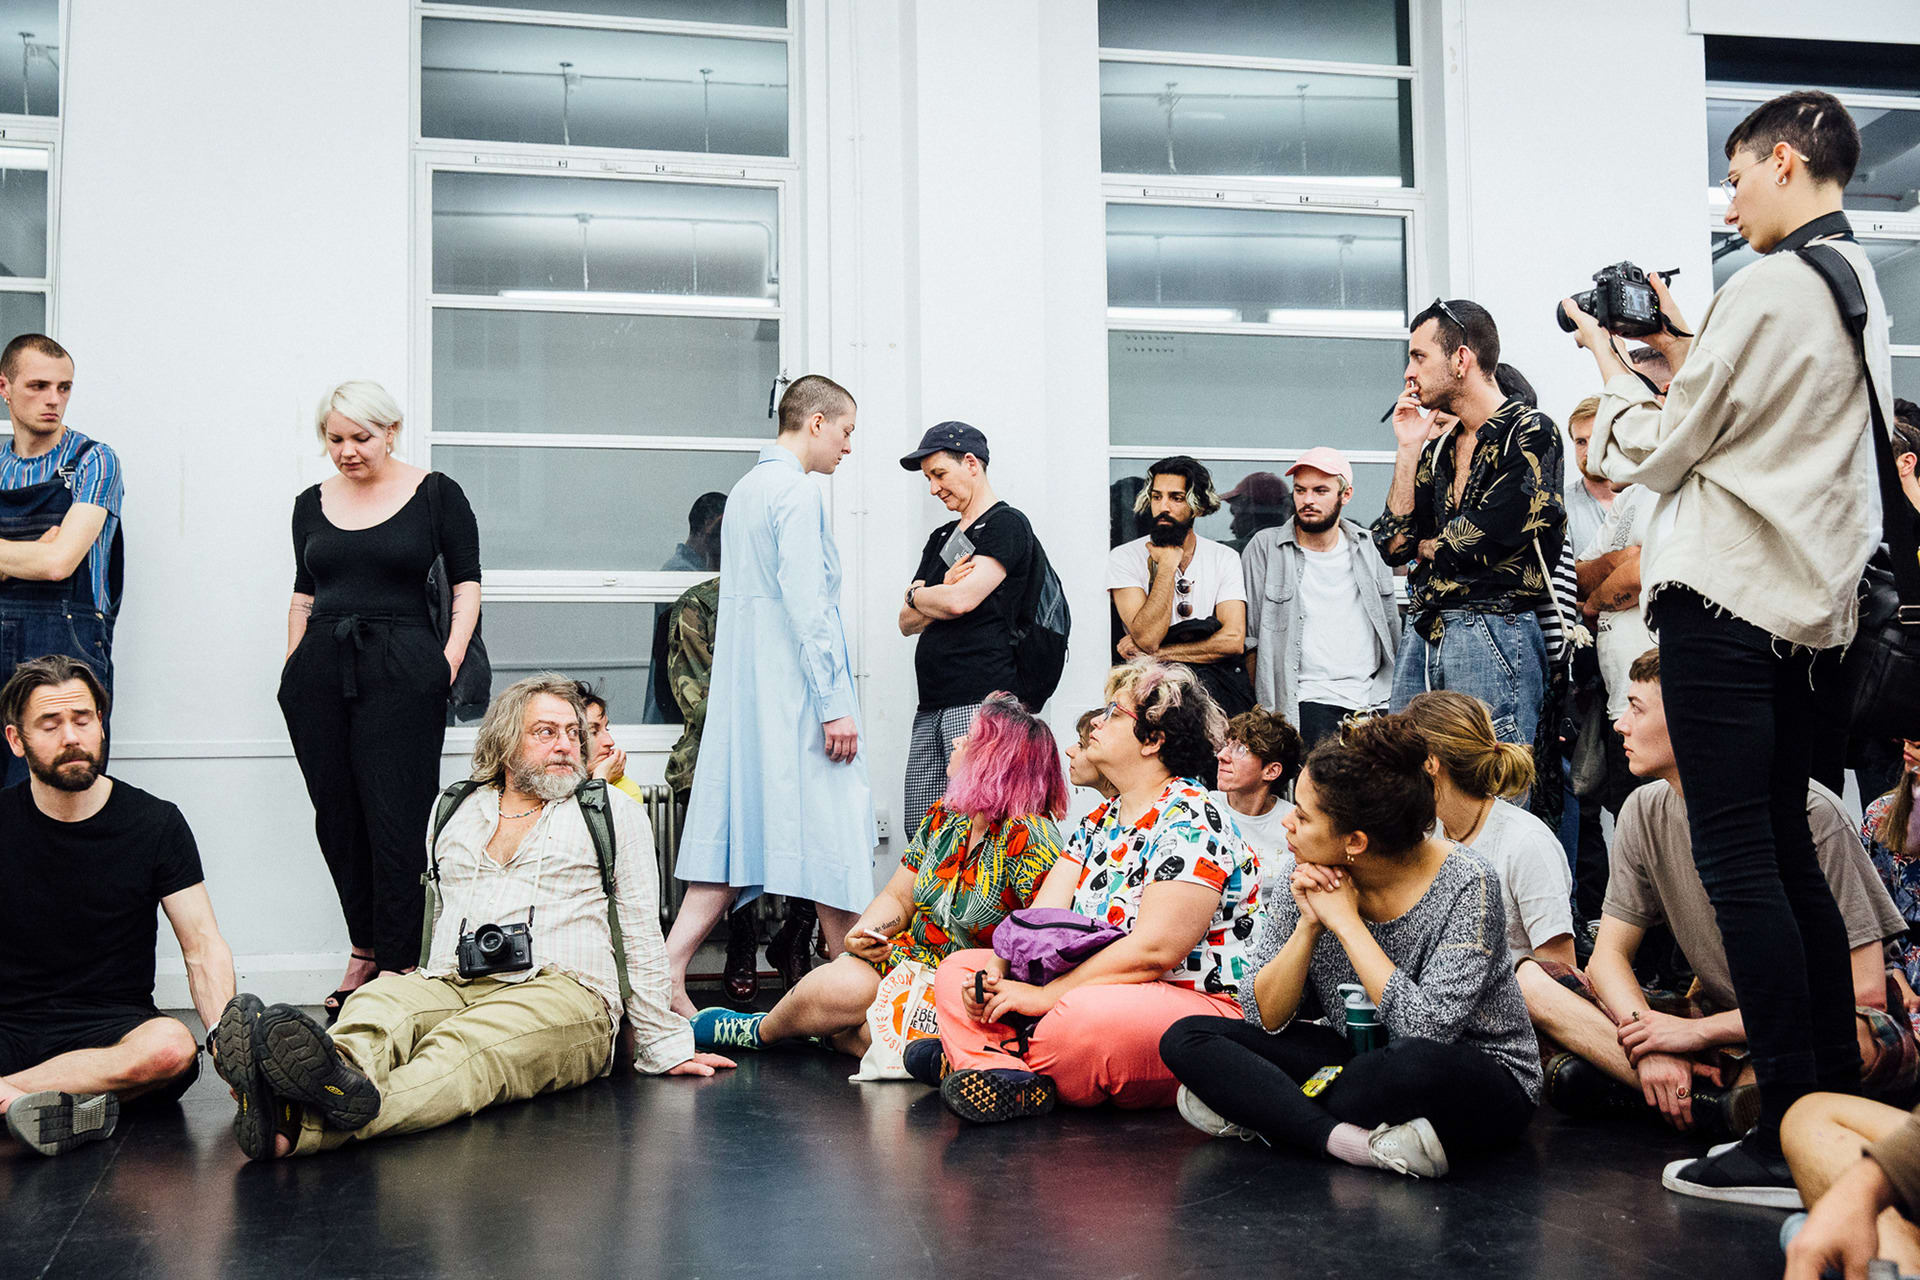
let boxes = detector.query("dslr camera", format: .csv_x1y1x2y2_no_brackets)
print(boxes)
1555,261,1677,338
455,916,535,979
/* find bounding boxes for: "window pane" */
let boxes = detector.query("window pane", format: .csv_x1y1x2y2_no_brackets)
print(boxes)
422,19,788,156
1107,205,1405,326
1110,330,1405,452
1108,457,1391,550
1099,0,1408,66
482,599,702,726
435,444,755,570
1707,96,1920,216
0,148,48,278
1715,233,1920,346
432,171,780,304
1100,62,1411,184
432,0,787,25
0,7,59,117
0,290,44,346
1896,355,1919,404
434,310,778,436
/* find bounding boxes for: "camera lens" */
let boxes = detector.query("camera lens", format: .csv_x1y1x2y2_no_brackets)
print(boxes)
1555,290,1593,334
476,924,505,956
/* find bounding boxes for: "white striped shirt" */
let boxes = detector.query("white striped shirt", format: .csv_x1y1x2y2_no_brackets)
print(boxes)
421,785,695,1074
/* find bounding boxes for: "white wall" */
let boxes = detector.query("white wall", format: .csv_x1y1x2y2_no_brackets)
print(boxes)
32,0,1895,1003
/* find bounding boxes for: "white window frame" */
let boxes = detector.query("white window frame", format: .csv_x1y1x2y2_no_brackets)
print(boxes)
1099,0,1429,498
0,2,64,345
411,2,799,750
1703,84,1920,378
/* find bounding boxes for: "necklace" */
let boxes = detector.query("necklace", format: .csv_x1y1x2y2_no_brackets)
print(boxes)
500,799,546,821
1457,796,1496,846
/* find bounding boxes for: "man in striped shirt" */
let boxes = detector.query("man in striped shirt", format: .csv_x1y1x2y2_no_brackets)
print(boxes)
0,334,123,790
213,675,734,1160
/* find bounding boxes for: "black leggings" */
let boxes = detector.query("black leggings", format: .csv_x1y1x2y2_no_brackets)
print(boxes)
1160,1017,1534,1159
279,615,449,974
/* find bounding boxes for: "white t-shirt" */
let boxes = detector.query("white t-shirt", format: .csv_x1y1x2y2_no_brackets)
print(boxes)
1464,799,1574,964
1107,535,1247,621
1295,532,1377,708
1210,789,1293,872
1578,484,1658,719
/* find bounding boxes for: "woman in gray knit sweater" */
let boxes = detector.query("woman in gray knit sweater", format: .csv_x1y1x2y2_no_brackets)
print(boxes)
1160,714,1540,1178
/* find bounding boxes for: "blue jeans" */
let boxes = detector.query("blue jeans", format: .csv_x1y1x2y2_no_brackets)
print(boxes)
1388,609,1546,747
0,597,115,788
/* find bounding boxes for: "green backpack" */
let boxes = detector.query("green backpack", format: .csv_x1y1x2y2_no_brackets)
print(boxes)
418,777,632,1006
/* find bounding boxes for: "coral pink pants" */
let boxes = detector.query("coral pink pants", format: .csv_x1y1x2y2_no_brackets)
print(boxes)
933,948,1242,1109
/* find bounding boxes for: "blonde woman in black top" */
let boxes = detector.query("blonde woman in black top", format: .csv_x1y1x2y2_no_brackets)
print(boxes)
279,380,480,1019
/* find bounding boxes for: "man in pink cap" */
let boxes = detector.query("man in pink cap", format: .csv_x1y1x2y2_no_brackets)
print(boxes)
1239,446,1399,750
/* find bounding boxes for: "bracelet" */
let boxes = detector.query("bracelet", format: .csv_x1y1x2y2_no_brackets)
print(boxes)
204,1028,217,1056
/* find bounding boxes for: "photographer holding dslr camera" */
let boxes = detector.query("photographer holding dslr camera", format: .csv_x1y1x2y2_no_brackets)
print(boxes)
213,675,732,1161
1562,89,1893,1209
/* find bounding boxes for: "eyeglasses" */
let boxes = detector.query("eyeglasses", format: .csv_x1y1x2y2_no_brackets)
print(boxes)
526,723,584,746
1101,699,1138,724
1221,741,1252,760
1720,147,1810,196
1430,297,1466,332
1176,576,1194,619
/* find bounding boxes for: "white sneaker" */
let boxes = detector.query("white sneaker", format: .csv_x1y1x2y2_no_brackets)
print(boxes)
1175,1085,1260,1142
1368,1117,1450,1178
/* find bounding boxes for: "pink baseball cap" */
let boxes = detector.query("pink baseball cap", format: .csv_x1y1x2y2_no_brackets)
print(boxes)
1285,447,1354,488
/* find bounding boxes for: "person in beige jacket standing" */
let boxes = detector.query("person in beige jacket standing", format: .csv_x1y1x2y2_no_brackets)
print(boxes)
1563,89,1893,1210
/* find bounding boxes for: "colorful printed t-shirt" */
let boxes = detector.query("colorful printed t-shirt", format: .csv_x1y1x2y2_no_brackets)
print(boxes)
1061,778,1260,996
1865,790,1920,1005
885,802,1062,974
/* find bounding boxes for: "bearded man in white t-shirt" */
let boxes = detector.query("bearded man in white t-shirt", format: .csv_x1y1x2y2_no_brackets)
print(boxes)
1239,447,1400,751
1107,456,1256,719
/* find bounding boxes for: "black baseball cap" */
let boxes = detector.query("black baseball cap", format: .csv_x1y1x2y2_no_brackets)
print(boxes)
899,421,990,470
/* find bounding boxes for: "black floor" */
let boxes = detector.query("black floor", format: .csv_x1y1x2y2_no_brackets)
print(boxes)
2,1019,1793,1280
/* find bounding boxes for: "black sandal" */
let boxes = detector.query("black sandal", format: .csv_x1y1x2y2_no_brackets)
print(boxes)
323,949,376,1026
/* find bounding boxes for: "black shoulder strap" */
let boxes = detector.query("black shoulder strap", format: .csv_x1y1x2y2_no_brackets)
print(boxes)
573,778,633,1007
422,470,445,560
1798,242,1920,613
419,778,481,965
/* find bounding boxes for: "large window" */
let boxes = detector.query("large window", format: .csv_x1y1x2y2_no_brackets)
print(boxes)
415,1,794,735
0,2,60,351
1099,0,1422,554
1704,37,1920,411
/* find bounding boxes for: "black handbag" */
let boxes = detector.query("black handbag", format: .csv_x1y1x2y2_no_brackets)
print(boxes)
423,471,492,724
1799,242,1920,741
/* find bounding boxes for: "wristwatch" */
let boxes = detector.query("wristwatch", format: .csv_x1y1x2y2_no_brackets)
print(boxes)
905,585,919,610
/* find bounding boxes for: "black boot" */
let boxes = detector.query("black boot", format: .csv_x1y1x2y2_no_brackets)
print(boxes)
769,900,818,991
722,904,760,1008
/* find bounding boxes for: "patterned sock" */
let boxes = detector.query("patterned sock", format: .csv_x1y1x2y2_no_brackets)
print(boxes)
1325,1122,1375,1167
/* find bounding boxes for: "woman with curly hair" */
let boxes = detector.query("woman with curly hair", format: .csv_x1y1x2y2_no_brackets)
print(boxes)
929,659,1260,1123
688,693,1066,1056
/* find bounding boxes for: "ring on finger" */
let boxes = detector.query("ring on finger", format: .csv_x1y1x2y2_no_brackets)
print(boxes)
1675,1088,1690,1099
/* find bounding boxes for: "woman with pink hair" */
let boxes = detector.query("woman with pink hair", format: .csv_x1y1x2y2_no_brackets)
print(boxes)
689,693,1066,1056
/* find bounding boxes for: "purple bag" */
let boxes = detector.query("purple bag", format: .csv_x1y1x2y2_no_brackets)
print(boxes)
992,908,1126,986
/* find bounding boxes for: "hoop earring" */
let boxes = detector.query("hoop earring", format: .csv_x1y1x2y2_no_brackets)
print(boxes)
1344,851,1357,865
1776,174,1787,185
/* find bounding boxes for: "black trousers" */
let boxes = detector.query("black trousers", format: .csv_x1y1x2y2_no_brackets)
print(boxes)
279,615,449,974
1296,701,1351,754
1160,1017,1534,1159
1653,589,1860,1140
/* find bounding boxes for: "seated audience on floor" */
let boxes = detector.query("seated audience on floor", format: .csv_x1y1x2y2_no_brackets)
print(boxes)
580,684,643,803
0,655,237,1157
1780,1090,1920,1278
1210,706,1303,869
1864,738,1920,1018
928,660,1259,1123
1522,650,1911,1200
1160,713,1539,1179
686,692,1065,1056
1067,706,1116,801
213,674,733,1161
1404,691,1574,968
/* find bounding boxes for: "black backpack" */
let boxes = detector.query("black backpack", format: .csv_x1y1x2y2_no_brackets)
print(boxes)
1003,508,1070,712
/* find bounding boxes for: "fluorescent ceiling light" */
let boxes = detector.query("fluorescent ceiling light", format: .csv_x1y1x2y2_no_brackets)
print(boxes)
1266,308,1405,328
1270,175,1403,188
498,290,778,309
1107,305,1238,324
0,147,50,171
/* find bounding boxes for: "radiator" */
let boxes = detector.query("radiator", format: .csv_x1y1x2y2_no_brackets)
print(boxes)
637,784,686,925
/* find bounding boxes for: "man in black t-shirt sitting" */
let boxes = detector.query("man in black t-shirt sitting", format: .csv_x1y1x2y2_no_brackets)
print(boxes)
0,654,236,1156
896,422,1036,837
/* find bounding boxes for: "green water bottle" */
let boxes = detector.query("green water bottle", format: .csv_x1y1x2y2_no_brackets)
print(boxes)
1343,987,1386,1054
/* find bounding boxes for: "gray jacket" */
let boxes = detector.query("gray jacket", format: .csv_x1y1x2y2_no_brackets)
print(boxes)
1241,517,1399,724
